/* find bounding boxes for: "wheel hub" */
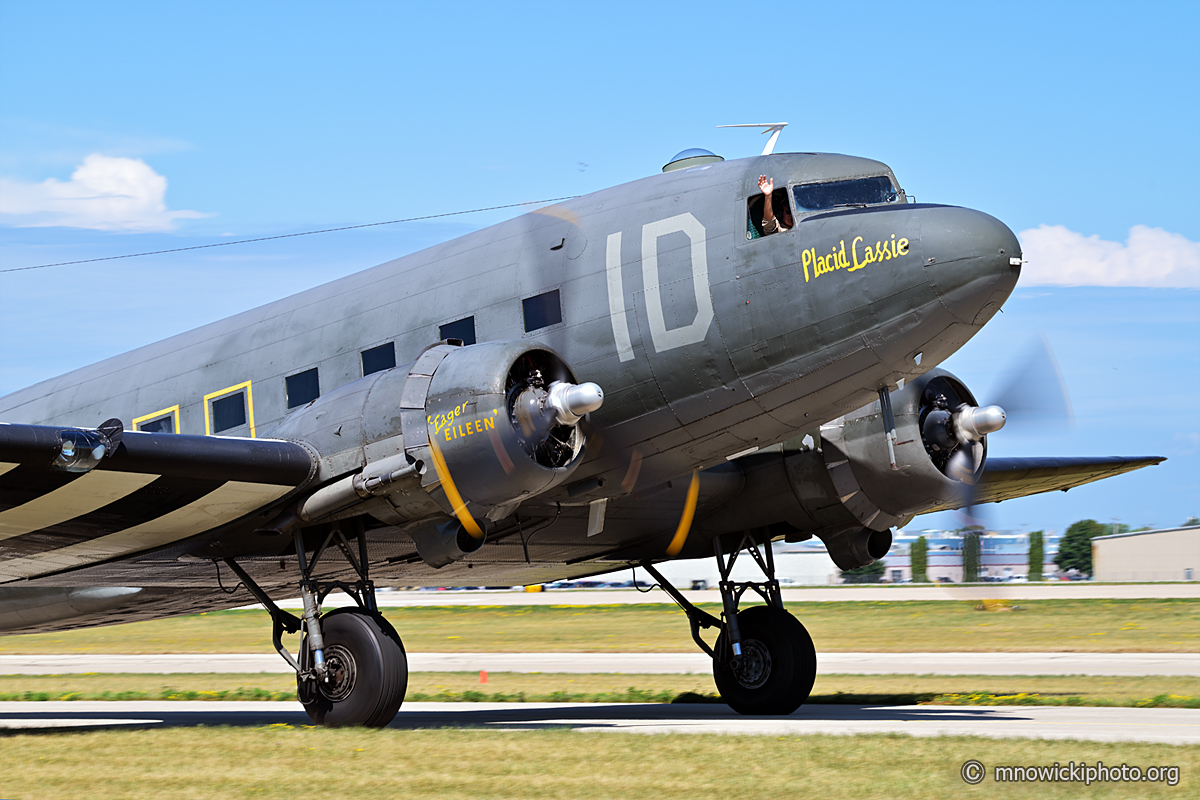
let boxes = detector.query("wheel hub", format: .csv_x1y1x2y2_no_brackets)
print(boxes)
319,644,357,701
733,638,772,689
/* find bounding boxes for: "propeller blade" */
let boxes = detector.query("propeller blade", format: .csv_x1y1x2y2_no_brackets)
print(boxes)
990,333,1074,431
954,464,992,529
946,447,978,484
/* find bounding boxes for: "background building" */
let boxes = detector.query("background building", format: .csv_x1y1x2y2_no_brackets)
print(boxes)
650,529,1067,587
651,526,1200,586
1092,526,1200,582
652,541,840,588
880,530,1061,583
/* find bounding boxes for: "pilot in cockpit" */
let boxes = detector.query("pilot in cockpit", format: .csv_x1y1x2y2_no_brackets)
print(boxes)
756,174,792,236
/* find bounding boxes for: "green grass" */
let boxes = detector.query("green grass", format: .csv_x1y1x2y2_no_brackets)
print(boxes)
1,599,1196,654
0,727,1194,799
1,671,1196,708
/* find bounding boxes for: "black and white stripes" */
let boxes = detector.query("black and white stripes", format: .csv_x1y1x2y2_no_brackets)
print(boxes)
0,423,315,581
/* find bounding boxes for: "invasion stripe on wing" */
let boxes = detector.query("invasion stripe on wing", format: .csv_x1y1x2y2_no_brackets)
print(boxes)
0,463,86,511
0,470,159,541
0,481,294,581
0,476,225,558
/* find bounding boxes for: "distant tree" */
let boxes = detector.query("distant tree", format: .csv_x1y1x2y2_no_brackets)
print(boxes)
1184,517,1199,527
1027,530,1044,581
1055,519,1108,574
961,533,981,582
910,536,928,583
841,560,886,584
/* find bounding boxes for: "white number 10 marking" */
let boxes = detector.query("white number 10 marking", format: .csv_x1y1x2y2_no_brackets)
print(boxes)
606,212,713,362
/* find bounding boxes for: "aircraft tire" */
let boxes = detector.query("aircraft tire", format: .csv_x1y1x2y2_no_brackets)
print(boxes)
713,605,816,716
297,608,408,727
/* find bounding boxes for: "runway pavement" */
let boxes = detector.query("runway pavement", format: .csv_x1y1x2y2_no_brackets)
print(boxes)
1,700,1195,744
268,582,1200,608
3,652,1197,676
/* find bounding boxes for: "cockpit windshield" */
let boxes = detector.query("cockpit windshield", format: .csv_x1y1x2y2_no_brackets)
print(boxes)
792,176,899,212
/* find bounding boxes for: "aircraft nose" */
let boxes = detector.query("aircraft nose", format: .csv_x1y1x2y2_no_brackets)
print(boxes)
921,206,1021,325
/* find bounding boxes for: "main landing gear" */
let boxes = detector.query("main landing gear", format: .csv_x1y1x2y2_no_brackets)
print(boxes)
640,532,817,715
223,522,407,727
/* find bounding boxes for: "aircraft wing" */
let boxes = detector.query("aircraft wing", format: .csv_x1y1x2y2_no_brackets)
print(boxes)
0,422,315,582
924,455,1166,513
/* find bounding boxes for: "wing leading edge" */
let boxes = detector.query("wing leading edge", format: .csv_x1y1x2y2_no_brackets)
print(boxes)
925,455,1166,513
0,422,315,582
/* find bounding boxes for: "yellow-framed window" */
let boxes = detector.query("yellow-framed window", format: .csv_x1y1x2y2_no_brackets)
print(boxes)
132,405,180,434
203,381,256,437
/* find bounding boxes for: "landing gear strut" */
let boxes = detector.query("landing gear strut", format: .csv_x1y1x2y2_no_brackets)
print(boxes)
223,521,408,727
640,532,816,715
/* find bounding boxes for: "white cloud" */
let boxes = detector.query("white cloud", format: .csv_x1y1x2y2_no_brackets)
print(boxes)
1018,224,1200,288
0,154,209,232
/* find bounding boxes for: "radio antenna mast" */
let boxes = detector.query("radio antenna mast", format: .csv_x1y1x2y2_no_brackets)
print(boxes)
717,123,789,155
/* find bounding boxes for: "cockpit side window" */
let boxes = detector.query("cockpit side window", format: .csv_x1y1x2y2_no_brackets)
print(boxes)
746,188,792,239
792,176,899,213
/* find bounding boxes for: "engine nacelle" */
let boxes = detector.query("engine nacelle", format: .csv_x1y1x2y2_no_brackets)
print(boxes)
817,369,987,533
711,369,996,570
267,340,600,560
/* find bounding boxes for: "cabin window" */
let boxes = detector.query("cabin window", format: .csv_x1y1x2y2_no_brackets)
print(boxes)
439,316,477,345
286,368,320,409
211,392,248,433
523,290,562,332
137,416,174,433
792,176,899,212
361,343,396,376
133,405,179,434
746,188,791,239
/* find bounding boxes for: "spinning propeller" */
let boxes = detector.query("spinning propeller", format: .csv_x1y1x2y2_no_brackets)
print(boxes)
931,335,1075,528
921,398,1008,485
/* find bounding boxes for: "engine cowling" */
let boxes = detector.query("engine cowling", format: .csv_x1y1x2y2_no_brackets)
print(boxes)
400,341,599,517
819,370,990,529
749,369,1002,570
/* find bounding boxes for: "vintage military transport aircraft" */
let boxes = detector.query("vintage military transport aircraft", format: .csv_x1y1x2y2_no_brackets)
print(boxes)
0,130,1163,726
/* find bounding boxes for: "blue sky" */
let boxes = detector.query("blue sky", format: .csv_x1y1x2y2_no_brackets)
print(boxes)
1,1,1197,535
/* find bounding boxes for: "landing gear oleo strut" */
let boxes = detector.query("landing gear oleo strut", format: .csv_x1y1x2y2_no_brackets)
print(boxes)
640,532,817,715
223,521,407,727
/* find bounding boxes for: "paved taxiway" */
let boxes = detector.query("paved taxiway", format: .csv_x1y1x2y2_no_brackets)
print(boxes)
272,583,1200,608
1,701,1195,744
3,652,1196,676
